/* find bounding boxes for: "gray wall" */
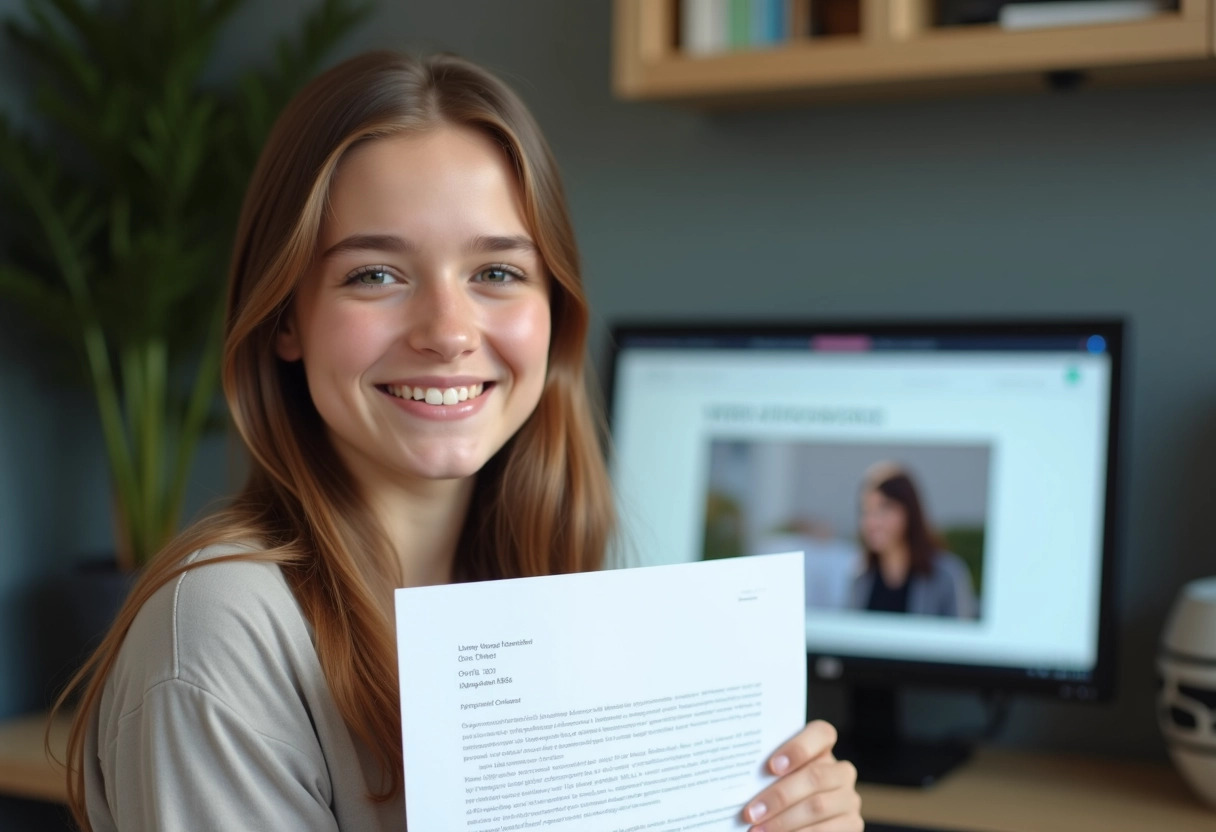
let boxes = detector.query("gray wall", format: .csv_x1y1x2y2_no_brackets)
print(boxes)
3,0,1215,778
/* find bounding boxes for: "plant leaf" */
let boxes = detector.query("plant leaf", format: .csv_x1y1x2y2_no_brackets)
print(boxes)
1,0,375,565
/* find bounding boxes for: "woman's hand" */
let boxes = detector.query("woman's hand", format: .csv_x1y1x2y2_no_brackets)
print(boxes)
741,720,862,831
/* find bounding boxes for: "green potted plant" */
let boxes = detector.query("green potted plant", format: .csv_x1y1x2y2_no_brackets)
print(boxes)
0,1,372,693
0,0,370,572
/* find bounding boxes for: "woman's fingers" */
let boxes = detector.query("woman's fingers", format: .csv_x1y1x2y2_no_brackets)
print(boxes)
743,756,860,830
739,749,856,827
739,720,863,831
764,720,840,776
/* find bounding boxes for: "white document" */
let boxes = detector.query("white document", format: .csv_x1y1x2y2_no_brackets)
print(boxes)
396,553,807,832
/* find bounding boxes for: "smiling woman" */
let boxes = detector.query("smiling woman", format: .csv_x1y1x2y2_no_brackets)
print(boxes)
276,129,552,516
52,51,862,832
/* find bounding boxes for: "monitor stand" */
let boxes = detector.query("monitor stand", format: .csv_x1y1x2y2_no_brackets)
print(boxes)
832,685,972,788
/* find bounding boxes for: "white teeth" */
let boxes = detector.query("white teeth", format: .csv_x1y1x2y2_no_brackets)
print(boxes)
388,383,488,405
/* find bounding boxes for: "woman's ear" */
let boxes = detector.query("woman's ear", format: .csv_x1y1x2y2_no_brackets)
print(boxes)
276,315,303,362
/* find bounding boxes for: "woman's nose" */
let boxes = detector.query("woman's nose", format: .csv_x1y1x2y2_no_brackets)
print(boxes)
406,281,480,361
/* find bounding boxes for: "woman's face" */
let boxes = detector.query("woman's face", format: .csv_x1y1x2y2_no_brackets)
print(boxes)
860,488,907,555
276,126,551,491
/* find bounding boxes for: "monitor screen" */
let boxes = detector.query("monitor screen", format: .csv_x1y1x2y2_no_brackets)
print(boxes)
606,321,1122,701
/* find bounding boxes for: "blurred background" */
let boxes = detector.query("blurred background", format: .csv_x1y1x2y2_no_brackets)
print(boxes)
1,0,1214,827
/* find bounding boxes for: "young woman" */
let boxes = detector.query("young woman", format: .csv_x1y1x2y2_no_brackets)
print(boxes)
853,463,978,618
59,52,863,832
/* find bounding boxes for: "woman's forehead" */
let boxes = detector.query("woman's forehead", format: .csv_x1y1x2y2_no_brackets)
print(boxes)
322,127,528,241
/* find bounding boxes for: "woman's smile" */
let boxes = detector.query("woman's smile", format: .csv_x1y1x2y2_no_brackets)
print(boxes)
377,379,494,420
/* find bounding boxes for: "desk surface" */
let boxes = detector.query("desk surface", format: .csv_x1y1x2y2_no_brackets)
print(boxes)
859,746,1215,832
0,710,70,803
2,712,1214,829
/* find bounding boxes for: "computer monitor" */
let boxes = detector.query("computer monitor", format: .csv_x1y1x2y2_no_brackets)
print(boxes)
606,320,1123,784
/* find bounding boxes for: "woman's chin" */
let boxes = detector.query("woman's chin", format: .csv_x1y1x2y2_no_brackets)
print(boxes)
410,463,483,483
405,452,493,483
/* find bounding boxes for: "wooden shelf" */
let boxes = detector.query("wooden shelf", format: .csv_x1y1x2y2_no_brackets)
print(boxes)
614,0,1215,104
0,711,69,804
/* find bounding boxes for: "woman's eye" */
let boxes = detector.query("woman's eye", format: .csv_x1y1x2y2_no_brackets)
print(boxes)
476,265,523,284
347,268,397,286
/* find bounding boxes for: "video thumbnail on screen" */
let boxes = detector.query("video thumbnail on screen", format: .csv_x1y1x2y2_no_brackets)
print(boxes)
702,440,991,621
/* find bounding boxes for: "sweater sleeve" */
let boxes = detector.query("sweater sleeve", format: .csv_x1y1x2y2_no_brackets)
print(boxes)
100,677,339,832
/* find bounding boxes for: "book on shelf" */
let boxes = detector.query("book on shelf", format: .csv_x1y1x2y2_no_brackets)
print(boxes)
888,0,928,39
998,0,1162,30
682,0,790,55
753,0,790,43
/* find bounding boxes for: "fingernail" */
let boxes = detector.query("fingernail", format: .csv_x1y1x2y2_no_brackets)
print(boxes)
747,801,767,822
771,754,790,774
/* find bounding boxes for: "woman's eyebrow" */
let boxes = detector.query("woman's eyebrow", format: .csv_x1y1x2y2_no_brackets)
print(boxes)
320,233,537,259
321,233,414,260
465,234,537,255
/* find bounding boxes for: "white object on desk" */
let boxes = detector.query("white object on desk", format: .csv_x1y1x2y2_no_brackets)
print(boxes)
1158,575,1216,809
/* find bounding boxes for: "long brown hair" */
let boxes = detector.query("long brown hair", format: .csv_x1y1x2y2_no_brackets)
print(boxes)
55,51,615,828
861,468,943,577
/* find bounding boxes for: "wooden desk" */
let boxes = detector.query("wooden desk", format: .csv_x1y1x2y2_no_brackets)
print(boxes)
0,711,69,803
860,747,1216,831
2,712,1213,830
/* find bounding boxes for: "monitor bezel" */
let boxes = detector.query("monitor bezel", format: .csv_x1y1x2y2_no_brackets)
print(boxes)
604,318,1124,702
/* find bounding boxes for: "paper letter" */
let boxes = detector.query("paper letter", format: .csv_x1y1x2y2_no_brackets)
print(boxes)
396,552,806,831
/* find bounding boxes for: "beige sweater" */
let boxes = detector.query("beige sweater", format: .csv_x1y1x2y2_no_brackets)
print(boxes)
84,544,404,831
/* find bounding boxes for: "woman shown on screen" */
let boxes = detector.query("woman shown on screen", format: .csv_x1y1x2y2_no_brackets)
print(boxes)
54,52,862,832
852,463,978,619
